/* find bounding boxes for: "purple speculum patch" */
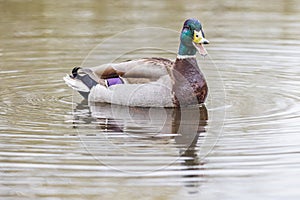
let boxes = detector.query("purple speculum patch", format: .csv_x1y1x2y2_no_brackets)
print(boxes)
105,77,124,87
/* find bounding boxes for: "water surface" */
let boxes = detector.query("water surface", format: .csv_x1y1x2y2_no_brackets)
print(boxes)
1,0,300,199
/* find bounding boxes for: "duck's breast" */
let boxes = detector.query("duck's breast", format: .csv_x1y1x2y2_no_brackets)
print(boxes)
171,58,208,106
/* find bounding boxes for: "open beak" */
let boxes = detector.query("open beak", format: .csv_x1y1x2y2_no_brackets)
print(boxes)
193,30,209,56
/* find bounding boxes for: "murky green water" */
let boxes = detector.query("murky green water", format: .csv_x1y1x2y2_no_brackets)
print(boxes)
1,0,300,199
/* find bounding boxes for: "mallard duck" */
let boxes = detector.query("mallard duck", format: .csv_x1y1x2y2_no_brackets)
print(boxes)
64,18,209,107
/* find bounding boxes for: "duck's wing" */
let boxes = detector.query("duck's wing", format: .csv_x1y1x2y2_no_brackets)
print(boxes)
64,58,174,99
90,57,174,79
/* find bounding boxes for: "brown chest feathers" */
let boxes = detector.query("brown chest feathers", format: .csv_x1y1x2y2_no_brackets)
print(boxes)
171,57,208,106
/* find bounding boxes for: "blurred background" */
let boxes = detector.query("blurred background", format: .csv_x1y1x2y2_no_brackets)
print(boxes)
0,0,300,199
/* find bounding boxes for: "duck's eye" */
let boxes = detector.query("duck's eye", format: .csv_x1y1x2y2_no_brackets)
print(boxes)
196,34,199,38
184,26,191,30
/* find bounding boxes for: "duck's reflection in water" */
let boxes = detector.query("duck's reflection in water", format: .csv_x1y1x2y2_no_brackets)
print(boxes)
72,101,208,192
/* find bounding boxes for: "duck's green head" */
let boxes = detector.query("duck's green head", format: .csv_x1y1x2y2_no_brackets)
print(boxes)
178,18,209,56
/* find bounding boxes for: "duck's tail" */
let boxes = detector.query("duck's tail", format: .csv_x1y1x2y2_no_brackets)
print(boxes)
63,67,98,99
